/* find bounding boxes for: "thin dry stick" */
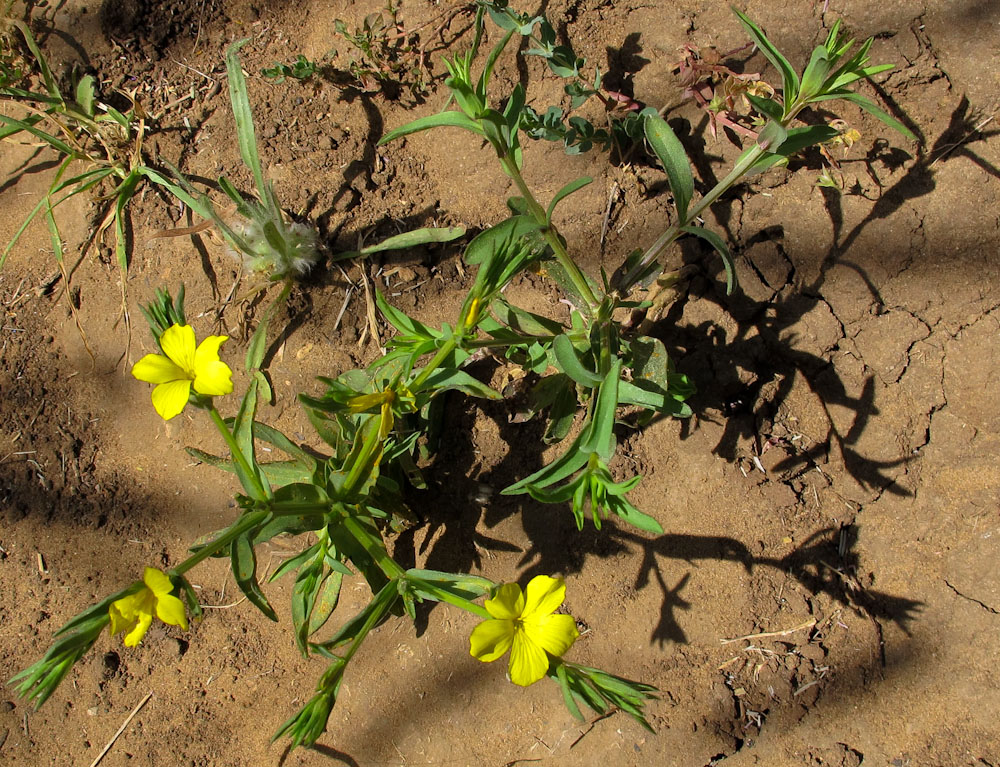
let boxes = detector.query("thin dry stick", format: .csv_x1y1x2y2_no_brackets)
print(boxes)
721,617,817,644
89,691,153,767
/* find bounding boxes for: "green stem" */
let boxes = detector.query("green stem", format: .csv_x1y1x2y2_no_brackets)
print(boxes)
173,510,270,575
409,336,460,392
342,516,405,579
619,144,766,293
409,581,491,619
208,405,269,500
464,333,556,349
499,155,601,314
619,101,812,295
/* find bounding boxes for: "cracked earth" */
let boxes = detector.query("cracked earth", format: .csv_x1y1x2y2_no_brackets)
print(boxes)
1,0,999,765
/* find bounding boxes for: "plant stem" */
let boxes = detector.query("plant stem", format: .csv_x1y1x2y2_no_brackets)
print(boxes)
499,155,601,314
342,516,405,579
409,336,459,392
618,143,766,293
208,405,269,500
173,510,271,575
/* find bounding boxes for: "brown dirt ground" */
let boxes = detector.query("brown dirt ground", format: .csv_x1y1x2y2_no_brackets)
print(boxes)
1,0,999,765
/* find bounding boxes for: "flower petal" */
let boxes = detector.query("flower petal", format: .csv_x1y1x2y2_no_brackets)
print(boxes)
142,567,174,597
123,611,153,647
151,379,192,420
469,618,514,662
160,324,197,375
154,592,189,631
192,360,234,396
109,594,142,636
194,335,229,372
132,353,186,385
521,575,566,620
508,629,549,686
484,582,525,620
523,613,579,658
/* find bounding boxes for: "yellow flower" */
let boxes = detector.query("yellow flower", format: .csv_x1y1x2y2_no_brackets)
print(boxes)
109,567,189,647
131,324,233,420
469,575,579,687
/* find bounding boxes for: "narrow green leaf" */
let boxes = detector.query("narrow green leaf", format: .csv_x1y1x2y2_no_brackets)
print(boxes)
546,176,593,225
833,91,916,141
502,431,590,494
732,8,799,107
231,375,269,499
378,111,485,145
225,39,268,200
756,120,788,153
74,75,95,117
745,93,784,122
799,45,832,99
13,21,60,101
308,571,344,635
644,114,694,219
359,226,466,255
0,114,75,156
552,333,602,387
579,361,621,461
679,224,736,295
416,368,501,399
232,532,279,621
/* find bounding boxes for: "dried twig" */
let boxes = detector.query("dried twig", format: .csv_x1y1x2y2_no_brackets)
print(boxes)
89,691,153,767
721,618,817,644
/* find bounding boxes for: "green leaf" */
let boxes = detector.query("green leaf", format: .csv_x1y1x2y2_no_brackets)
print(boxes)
477,28,516,101
269,545,321,582
579,361,621,461
231,532,279,621
644,114,694,219
546,176,593,225
375,289,439,340
308,571,344,636
756,120,788,153
416,368,501,399
231,375,269,499
799,45,833,100
491,296,565,336
112,171,140,285
379,111,485,145
312,579,398,651
225,39,268,201
464,215,540,266
552,333,602,387
74,75,95,117
607,494,663,534
0,114,76,156
359,226,466,255
13,21,60,101
502,431,590,494
746,93,784,122
679,224,736,295
745,124,842,175
556,662,585,722
619,380,692,417
826,90,916,141
732,8,799,108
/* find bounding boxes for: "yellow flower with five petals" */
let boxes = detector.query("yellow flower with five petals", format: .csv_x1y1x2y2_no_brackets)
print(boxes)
469,575,579,687
131,324,233,420
109,567,189,647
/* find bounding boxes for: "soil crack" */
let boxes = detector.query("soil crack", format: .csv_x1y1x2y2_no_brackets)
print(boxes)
945,580,1000,615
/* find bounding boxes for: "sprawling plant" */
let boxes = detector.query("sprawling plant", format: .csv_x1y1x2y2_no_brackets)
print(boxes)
11,4,912,751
